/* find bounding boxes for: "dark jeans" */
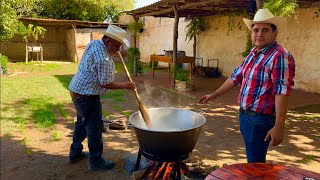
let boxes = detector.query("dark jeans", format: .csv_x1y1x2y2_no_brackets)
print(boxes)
70,94,104,164
239,111,275,163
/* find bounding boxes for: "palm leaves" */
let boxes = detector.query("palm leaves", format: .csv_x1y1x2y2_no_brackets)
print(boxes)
185,17,206,43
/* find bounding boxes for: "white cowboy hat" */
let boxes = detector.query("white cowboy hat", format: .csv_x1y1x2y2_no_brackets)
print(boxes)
104,25,129,47
243,8,286,31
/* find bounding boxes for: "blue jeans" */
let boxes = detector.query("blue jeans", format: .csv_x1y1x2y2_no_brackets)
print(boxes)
239,111,275,163
70,95,104,164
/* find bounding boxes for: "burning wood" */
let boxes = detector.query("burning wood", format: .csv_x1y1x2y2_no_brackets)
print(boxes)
132,155,219,180
132,161,187,180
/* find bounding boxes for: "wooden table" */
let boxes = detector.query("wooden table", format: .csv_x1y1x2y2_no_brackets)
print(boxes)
205,163,320,180
150,55,195,78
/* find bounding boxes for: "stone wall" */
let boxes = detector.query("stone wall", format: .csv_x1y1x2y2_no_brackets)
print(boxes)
134,7,320,93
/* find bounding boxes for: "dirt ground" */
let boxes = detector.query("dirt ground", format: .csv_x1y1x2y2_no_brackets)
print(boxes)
1,70,320,179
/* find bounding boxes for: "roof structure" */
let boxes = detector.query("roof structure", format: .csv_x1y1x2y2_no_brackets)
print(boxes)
19,17,126,28
125,0,319,18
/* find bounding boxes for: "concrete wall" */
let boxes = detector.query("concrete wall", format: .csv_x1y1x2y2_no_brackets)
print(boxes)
135,7,320,93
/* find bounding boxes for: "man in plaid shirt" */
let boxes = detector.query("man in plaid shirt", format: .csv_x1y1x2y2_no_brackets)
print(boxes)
68,25,135,171
199,9,295,163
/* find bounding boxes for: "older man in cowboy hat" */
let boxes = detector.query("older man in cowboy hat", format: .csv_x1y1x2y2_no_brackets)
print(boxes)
199,9,295,163
68,25,135,171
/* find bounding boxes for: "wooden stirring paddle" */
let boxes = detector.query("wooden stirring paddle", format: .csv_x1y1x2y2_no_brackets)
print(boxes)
117,51,152,128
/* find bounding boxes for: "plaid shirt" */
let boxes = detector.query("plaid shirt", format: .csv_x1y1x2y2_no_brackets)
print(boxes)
231,41,295,114
69,40,114,95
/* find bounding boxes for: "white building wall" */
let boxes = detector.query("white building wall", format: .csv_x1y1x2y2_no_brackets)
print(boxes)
126,7,320,93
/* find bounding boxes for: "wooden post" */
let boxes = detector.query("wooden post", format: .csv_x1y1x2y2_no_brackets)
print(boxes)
133,16,139,76
172,5,179,88
256,0,263,10
40,44,43,63
25,44,28,63
71,24,79,63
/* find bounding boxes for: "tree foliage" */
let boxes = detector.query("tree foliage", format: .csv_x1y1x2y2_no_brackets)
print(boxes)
105,0,136,23
40,0,107,21
20,24,47,44
40,0,135,22
0,0,135,41
127,19,145,38
0,0,42,41
264,0,298,17
185,17,206,43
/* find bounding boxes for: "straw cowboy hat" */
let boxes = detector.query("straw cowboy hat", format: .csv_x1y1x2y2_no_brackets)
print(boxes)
104,25,129,47
243,8,286,31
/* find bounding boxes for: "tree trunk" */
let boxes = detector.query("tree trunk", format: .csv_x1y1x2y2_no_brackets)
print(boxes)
193,34,196,58
172,5,179,88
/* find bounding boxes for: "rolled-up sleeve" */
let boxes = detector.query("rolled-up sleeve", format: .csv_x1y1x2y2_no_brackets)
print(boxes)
231,62,244,86
271,52,295,96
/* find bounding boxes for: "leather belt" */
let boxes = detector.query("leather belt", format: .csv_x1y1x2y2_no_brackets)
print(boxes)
239,108,274,117
70,91,99,98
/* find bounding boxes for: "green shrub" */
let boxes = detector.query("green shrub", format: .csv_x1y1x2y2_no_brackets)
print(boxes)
148,60,158,68
0,53,9,70
128,48,143,75
175,67,188,81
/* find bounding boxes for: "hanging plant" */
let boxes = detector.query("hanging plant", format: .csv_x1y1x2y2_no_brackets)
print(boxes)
127,19,145,38
264,0,298,17
185,17,206,43
241,31,252,57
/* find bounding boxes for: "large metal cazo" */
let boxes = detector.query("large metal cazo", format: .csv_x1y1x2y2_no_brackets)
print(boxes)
129,107,206,158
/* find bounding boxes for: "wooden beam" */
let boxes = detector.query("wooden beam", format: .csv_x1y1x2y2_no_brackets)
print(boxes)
137,7,174,17
172,5,179,88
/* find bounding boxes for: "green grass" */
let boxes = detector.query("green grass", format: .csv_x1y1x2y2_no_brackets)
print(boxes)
1,62,131,135
101,89,125,102
298,155,317,164
122,111,131,118
1,62,78,134
50,129,62,141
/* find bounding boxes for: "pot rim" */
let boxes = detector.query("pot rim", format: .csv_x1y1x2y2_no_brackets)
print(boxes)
129,107,206,132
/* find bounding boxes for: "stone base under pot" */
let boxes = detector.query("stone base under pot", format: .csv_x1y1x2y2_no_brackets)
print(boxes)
175,79,194,92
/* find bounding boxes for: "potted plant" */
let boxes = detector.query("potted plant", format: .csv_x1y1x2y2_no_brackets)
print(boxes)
0,53,8,75
175,66,194,92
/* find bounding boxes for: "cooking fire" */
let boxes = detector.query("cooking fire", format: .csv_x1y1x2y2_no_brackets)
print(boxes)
131,155,214,180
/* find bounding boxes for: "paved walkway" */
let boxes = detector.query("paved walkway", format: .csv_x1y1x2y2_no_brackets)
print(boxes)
133,70,320,110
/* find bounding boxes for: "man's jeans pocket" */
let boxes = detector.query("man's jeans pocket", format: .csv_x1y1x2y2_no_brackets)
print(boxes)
239,113,275,143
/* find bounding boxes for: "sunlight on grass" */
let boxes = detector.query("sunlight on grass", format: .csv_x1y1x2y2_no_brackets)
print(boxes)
298,155,317,164
50,129,62,141
1,63,77,133
101,89,125,102
57,103,71,119
122,111,131,118
8,62,77,74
